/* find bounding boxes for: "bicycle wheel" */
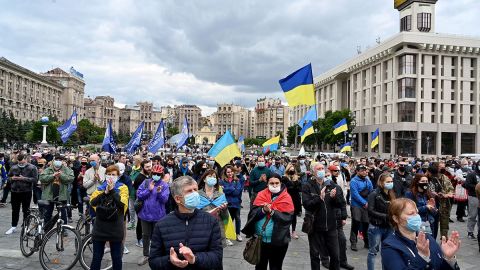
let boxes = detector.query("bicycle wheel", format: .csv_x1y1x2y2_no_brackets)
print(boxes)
20,214,39,257
79,234,112,270
39,226,81,270
75,216,91,240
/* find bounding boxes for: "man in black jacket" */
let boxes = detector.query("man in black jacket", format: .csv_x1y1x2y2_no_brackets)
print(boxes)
392,162,412,198
463,161,480,239
149,176,223,270
303,163,345,270
5,154,38,235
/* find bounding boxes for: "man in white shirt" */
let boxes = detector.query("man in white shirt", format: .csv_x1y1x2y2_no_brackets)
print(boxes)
83,154,106,196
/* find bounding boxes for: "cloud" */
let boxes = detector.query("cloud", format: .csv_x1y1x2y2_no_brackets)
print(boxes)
0,0,479,116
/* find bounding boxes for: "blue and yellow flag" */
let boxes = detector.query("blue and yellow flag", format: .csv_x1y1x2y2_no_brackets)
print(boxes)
279,64,316,107
371,128,380,149
262,135,280,153
300,121,314,143
340,142,352,153
298,105,317,128
207,130,241,167
333,118,348,135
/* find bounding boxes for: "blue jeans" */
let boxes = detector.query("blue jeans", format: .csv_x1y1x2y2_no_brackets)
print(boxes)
90,240,122,270
367,225,392,270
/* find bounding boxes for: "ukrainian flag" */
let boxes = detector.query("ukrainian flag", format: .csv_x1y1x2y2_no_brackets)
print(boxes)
333,118,348,135
279,64,316,107
207,130,241,167
340,142,352,153
371,128,379,149
262,135,280,153
300,121,314,143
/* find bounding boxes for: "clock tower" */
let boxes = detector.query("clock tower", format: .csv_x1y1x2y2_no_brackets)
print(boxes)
395,0,438,33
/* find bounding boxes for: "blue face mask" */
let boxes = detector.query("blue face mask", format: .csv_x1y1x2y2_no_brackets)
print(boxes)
384,182,394,190
184,191,200,210
316,170,325,179
406,214,422,232
257,162,265,167
324,177,332,186
90,161,97,167
206,177,217,187
53,160,62,168
152,175,161,182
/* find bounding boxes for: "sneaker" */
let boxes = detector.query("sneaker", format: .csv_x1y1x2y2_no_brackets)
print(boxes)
135,240,143,248
226,239,234,246
468,233,476,239
104,247,110,253
137,256,149,266
457,218,465,222
236,235,243,242
350,244,358,251
123,246,130,254
291,232,299,239
5,227,17,235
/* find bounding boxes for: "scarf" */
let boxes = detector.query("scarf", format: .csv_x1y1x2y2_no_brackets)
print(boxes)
97,180,123,193
197,193,227,209
253,187,294,213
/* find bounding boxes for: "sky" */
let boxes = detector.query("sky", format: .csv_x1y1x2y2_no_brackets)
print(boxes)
1,0,479,116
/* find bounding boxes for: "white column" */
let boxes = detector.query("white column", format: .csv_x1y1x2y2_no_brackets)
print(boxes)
41,125,48,144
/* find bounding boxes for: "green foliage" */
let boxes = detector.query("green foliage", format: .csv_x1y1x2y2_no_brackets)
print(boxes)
244,138,266,146
166,123,179,137
287,125,300,145
26,120,61,144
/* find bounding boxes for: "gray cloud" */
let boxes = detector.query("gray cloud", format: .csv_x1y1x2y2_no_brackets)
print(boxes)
0,0,479,114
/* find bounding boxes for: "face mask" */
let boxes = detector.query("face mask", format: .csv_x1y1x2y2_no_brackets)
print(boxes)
257,162,265,167
398,167,405,173
208,161,215,166
106,175,118,185
53,160,62,168
18,163,26,168
324,177,332,186
299,160,305,164
419,183,429,191
184,192,200,210
287,170,295,175
269,185,281,194
384,182,394,190
152,175,161,181
81,162,87,166
90,161,97,167
316,170,325,179
406,214,422,232
206,177,217,187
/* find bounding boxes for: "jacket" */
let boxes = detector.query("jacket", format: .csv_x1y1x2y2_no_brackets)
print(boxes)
382,231,459,270
39,165,74,201
367,187,391,228
249,166,271,193
350,174,373,208
90,182,129,242
302,178,346,232
405,191,435,223
393,171,413,198
83,166,106,195
282,176,303,215
462,171,479,197
149,209,223,270
137,178,170,222
8,163,38,193
220,175,245,209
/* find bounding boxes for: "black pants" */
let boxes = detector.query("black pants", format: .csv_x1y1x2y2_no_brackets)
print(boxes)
350,219,368,246
456,201,467,219
91,240,123,270
141,220,155,256
1,184,11,203
291,214,297,232
11,191,32,227
228,207,241,235
320,226,347,265
136,218,143,241
33,186,42,204
43,200,68,226
309,229,340,270
255,242,289,270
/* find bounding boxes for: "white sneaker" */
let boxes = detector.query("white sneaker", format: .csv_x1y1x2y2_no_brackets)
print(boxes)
226,239,234,246
104,247,110,253
236,235,243,242
5,227,17,235
123,246,130,254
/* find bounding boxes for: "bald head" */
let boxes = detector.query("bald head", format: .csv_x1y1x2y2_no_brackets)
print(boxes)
89,154,99,164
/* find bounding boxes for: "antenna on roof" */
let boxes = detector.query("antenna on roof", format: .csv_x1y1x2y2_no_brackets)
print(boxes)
376,37,381,44
356,45,362,55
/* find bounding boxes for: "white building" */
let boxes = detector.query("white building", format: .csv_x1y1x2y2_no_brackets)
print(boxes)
313,0,480,157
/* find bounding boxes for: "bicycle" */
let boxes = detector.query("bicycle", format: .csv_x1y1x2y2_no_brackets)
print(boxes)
20,200,82,270
76,197,92,240
78,217,113,270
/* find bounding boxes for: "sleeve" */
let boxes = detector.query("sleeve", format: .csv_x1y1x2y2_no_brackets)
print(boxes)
350,180,368,206
120,185,129,214
156,183,170,204
148,223,172,270
443,176,454,194
462,173,477,193
249,169,261,187
271,211,292,227
221,181,235,195
302,183,322,212
381,244,428,270
194,218,223,269
39,168,55,184
83,170,95,189
335,188,348,220
89,189,104,207
59,167,74,184
137,180,151,200
367,192,387,221
0,165,7,180
21,166,38,184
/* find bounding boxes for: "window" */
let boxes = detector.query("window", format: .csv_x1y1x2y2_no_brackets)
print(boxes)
383,132,391,153
398,102,416,122
399,55,416,75
400,15,412,31
417,13,432,32
421,132,436,155
398,78,416,98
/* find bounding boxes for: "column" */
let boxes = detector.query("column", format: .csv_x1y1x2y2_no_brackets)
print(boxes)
416,130,422,158
436,131,442,156
456,131,461,156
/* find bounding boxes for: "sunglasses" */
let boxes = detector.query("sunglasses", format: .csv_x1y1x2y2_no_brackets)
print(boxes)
331,170,339,172
152,173,162,176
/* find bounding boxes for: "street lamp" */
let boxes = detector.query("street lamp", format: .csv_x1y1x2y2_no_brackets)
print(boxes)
40,116,49,145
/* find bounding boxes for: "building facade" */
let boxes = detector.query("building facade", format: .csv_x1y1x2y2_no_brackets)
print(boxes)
84,96,119,133
255,97,289,139
118,102,162,136
314,0,480,157
174,105,202,135
0,57,64,121
212,103,256,139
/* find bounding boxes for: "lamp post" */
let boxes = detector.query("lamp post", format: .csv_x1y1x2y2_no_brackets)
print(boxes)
40,116,49,145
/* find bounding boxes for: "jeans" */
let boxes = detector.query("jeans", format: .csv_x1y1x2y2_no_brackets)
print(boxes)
255,242,289,270
467,196,479,233
1,183,10,203
228,207,241,235
11,191,32,227
308,229,340,270
77,187,87,215
90,240,122,270
367,225,392,270
128,197,136,224
320,226,348,266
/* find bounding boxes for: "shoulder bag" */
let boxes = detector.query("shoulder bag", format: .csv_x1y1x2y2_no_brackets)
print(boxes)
243,216,270,265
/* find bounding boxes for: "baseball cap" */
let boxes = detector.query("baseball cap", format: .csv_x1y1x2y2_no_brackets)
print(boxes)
356,164,368,171
328,165,339,171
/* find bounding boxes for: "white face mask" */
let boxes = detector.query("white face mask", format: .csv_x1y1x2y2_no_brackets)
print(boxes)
106,175,118,185
268,185,281,194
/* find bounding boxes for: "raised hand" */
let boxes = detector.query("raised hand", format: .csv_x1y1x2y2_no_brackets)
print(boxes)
149,180,155,191
170,247,189,268
330,188,337,198
416,231,430,258
441,231,461,260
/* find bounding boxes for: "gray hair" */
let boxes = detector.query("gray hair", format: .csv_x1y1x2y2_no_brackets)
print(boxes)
171,176,197,197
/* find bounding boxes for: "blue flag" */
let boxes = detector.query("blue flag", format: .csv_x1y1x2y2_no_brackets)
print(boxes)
57,111,78,143
102,120,117,154
237,135,245,153
148,120,166,153
177,117,189,148
124,122,144,154
298,105,317,128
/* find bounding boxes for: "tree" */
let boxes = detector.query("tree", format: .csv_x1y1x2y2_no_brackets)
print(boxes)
244,138,266,147
287,125,300,145
26,120,61,144
316,109,357,147
76,119,105,144
166,123,179,137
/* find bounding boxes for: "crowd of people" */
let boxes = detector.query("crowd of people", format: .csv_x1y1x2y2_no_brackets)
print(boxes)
0,148,478,270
